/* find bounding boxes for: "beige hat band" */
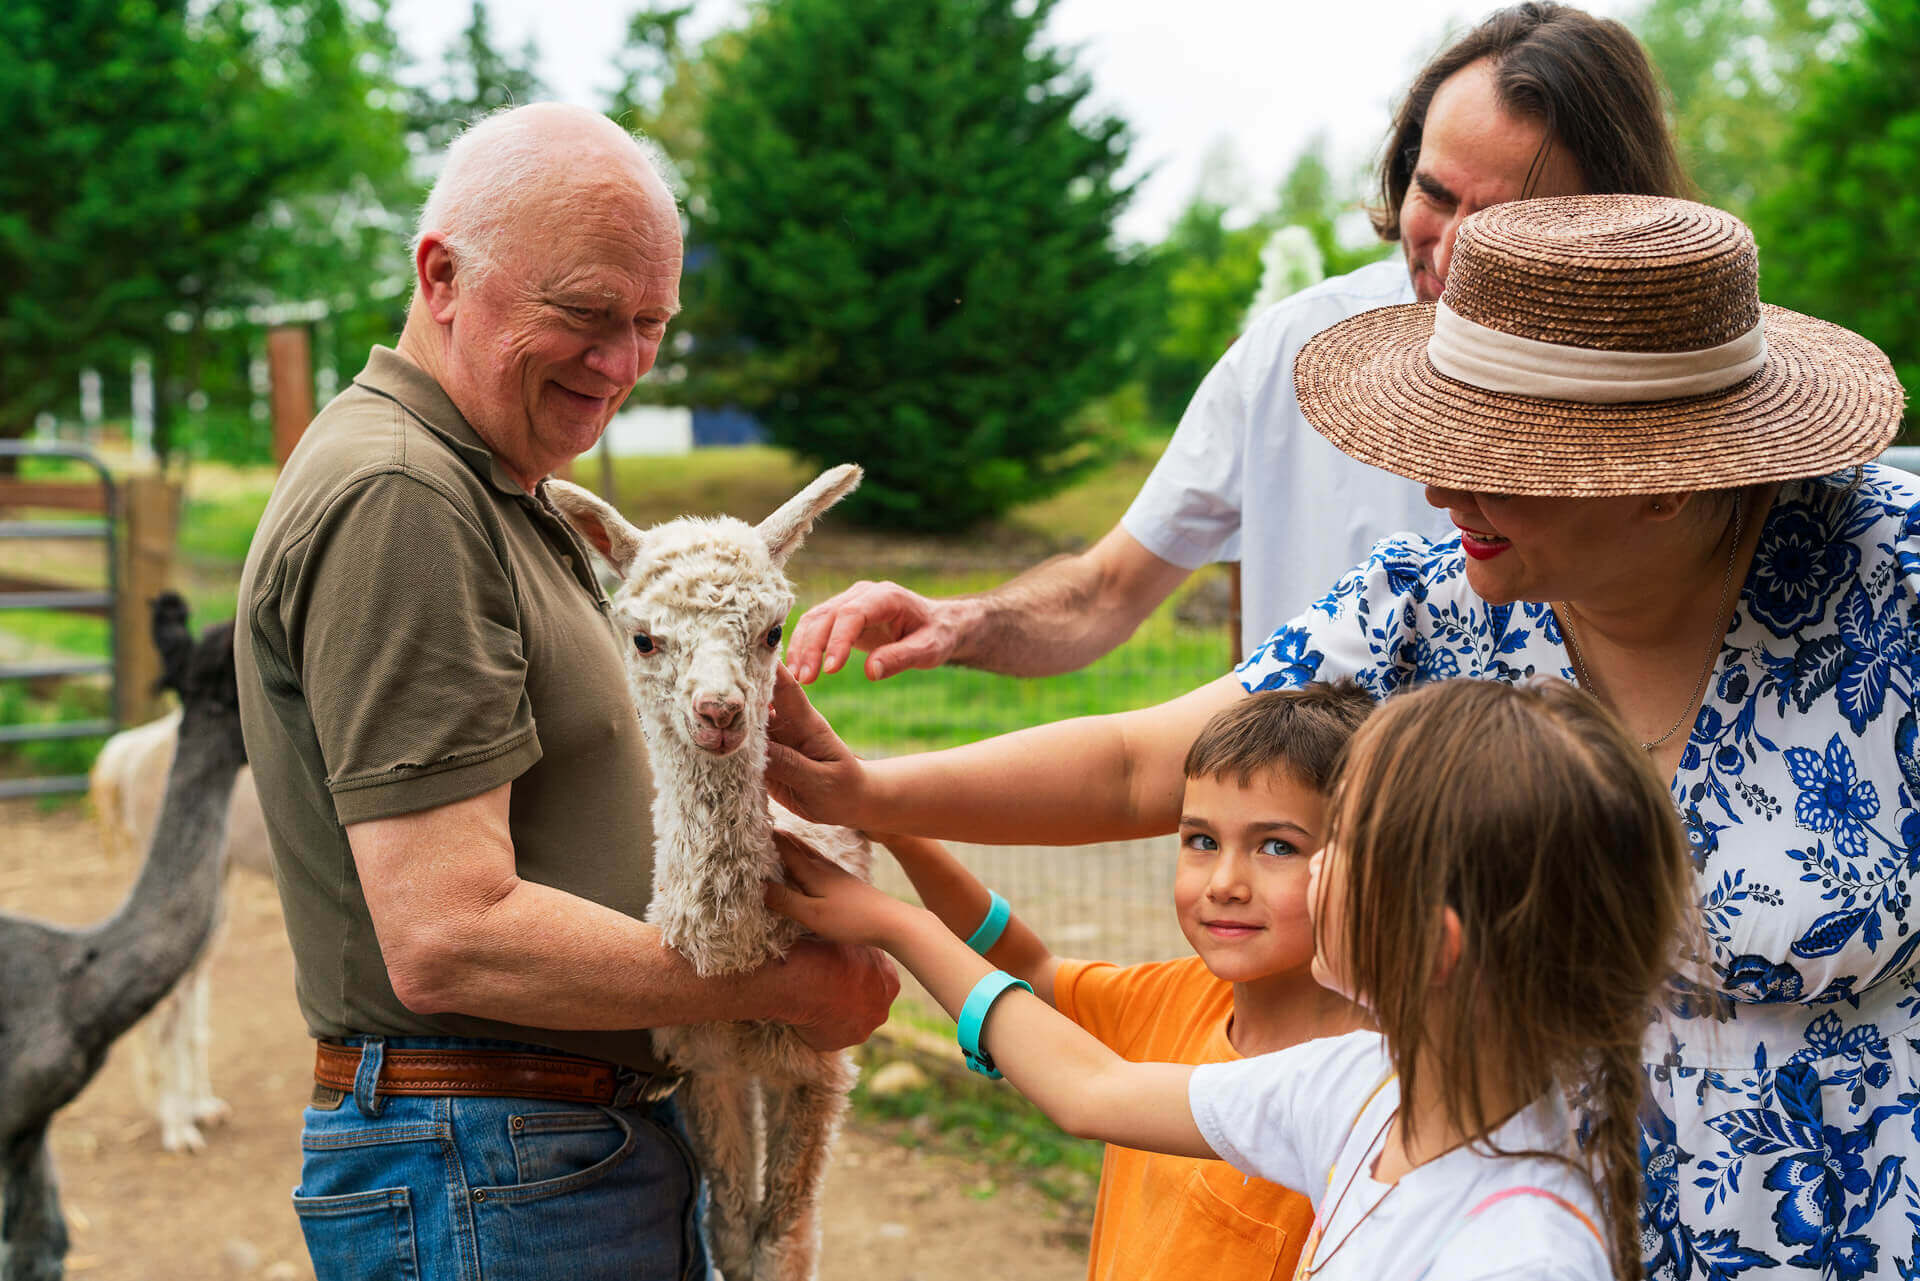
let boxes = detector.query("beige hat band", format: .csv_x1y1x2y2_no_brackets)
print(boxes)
1427,300,1769,404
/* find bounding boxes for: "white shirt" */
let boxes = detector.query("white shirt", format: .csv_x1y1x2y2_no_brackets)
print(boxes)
1121,258,1450,655
1189,1032,1611,1281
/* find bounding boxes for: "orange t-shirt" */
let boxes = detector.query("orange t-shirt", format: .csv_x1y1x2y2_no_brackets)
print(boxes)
1053,957,1312,1281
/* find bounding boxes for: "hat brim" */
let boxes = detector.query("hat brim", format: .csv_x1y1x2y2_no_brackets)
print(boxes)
1293,302,1907,497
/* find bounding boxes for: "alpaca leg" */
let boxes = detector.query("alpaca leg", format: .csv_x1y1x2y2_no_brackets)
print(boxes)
186,960,229,1132
751,1075,852,1281
679,1074,764,1280
2,1128,68,1281
150,969,204,1154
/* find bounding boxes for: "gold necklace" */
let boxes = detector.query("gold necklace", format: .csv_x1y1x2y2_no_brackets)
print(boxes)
1560,500,1744,753
1298,1109,1400,1278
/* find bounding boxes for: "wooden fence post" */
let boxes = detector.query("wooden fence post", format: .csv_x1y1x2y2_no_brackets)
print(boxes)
268,325,315,465
116,474,181,725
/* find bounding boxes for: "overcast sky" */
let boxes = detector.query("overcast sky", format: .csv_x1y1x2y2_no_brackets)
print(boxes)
385,0,1639,243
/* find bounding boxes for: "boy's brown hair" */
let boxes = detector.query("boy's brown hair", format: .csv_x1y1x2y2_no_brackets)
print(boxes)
1182,681,1375,791
1324,678,1694,1281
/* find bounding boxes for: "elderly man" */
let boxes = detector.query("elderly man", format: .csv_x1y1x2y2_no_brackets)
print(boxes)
785,1,1690,680
236,103,896,1281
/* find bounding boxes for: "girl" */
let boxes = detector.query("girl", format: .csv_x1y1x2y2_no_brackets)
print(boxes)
767,678,1695,1281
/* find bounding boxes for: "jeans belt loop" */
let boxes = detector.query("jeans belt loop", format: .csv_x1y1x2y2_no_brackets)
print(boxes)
352,1037,388,1119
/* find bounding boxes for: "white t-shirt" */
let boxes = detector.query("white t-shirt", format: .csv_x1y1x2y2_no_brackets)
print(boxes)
1121,257,1450,655
1189,1032,1611,1281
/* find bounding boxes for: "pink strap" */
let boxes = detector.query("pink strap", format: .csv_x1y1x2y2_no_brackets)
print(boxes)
1466,1186,1603,1244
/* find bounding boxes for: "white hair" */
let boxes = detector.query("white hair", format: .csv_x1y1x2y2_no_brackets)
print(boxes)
413,103,680,281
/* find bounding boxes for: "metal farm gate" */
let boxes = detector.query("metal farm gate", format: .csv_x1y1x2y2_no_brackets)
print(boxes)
0,441,120,799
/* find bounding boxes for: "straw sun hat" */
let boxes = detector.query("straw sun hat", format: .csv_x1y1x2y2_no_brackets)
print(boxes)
1292,194,1907,497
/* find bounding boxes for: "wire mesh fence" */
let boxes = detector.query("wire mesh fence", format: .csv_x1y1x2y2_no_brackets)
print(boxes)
786,567,1241,1017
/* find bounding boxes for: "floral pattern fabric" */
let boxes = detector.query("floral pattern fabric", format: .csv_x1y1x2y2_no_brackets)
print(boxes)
1237,465,1920,1280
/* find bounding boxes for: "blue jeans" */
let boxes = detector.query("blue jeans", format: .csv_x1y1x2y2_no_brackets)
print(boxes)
293,1037,709,1281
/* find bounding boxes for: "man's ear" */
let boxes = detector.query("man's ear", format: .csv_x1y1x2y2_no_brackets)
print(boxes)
416,234,460,324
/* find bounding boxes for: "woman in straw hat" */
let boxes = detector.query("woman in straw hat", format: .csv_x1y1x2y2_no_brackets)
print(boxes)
767,193,1911,1272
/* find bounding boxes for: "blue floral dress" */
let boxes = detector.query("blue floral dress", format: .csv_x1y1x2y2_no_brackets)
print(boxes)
1238,464,1920,1280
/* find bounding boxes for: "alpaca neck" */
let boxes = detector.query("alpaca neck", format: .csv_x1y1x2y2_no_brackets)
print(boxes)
646,716,771,870
77,731,243,1041
641,713,790,970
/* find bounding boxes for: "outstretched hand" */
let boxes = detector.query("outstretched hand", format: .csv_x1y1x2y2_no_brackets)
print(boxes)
765,667,872,828
765,830,903,949
785,580,958,684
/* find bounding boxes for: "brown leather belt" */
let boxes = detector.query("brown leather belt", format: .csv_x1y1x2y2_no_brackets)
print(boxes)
315,1040,681,1107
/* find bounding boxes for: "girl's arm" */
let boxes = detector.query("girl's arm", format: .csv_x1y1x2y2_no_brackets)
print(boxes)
767,667,1243,845
768,838,1214,1160
869,834,1061,1005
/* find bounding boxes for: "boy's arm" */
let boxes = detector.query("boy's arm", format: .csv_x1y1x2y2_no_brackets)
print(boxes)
870,833,1063,1005
768,838,1214,1159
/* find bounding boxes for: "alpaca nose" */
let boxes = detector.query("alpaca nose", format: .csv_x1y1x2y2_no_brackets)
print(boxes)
695,697,742,730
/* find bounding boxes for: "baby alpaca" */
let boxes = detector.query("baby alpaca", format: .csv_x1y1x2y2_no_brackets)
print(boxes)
548,466,869,1281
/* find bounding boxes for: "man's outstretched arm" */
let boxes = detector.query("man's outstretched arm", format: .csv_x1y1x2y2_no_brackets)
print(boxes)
785,525,1189,683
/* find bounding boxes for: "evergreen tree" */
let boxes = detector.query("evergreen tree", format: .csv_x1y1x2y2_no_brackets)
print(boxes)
408,0,547,154
687,0,1144,532
0,0,411,451
1753,0,1919,436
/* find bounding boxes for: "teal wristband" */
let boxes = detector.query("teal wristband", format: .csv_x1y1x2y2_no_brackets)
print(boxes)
957,970,1033,1080
963,890,1012,956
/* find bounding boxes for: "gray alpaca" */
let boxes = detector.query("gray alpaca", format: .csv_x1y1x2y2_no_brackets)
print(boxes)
549,465,872,1281
0,595,247,1281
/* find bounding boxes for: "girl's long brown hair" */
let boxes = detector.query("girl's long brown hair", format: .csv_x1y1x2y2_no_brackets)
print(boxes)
1323,678,1695,1281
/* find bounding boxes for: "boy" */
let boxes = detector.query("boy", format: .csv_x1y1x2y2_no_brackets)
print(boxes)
865,683,1371,1280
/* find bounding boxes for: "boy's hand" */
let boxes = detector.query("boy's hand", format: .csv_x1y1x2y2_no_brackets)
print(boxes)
766,830,903,947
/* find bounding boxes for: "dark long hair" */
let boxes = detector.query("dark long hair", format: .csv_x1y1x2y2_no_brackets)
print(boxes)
1373,2,1691,241
1324,679,1696,1281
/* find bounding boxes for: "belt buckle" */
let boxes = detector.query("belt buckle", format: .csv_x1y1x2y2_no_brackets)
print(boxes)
613,1066,683,1107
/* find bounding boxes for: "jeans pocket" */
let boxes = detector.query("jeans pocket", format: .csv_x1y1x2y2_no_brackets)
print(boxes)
292,1187,419,1281
507,1108,628,1186
472,1108,699,1281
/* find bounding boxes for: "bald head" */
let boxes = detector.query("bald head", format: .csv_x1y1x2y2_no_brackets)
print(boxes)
416,102,679,281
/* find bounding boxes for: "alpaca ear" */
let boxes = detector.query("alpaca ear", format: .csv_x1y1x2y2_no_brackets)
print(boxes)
756,464,862,568
150,591,194,697
546,479,644,573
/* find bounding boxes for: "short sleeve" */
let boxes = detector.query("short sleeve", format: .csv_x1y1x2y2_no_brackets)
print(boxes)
277,472,541,823
1122,351,1248,570
1189,1031,1392,1197
1235,533,1452,696
1053,958,1197,1054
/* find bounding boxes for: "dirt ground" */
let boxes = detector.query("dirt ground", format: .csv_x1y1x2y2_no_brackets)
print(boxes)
0,799,1089,1281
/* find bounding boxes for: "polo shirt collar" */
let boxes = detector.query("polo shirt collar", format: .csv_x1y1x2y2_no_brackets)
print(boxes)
354,346,533,498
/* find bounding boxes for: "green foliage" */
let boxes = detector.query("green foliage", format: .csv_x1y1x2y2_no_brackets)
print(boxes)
1133,136,1389,428
1750,0,1920,436
1633,0,1864,217
853,1069,1102,1212
0,0,416,455
1138,201,1270,426
406,0,547,154
684,0,1146,532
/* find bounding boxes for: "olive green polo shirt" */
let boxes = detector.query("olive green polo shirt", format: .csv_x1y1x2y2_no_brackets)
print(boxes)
236,346,668,1071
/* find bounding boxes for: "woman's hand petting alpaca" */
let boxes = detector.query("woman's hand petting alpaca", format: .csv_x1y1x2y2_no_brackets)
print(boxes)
765,666,874,828
766,830,908,950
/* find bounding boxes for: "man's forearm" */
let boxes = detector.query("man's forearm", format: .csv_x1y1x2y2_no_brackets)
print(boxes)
947,532,1187,676
389,876,810,1030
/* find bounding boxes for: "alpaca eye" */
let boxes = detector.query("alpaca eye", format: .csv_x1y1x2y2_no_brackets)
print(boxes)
765,625,783,650
634,633,656,655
